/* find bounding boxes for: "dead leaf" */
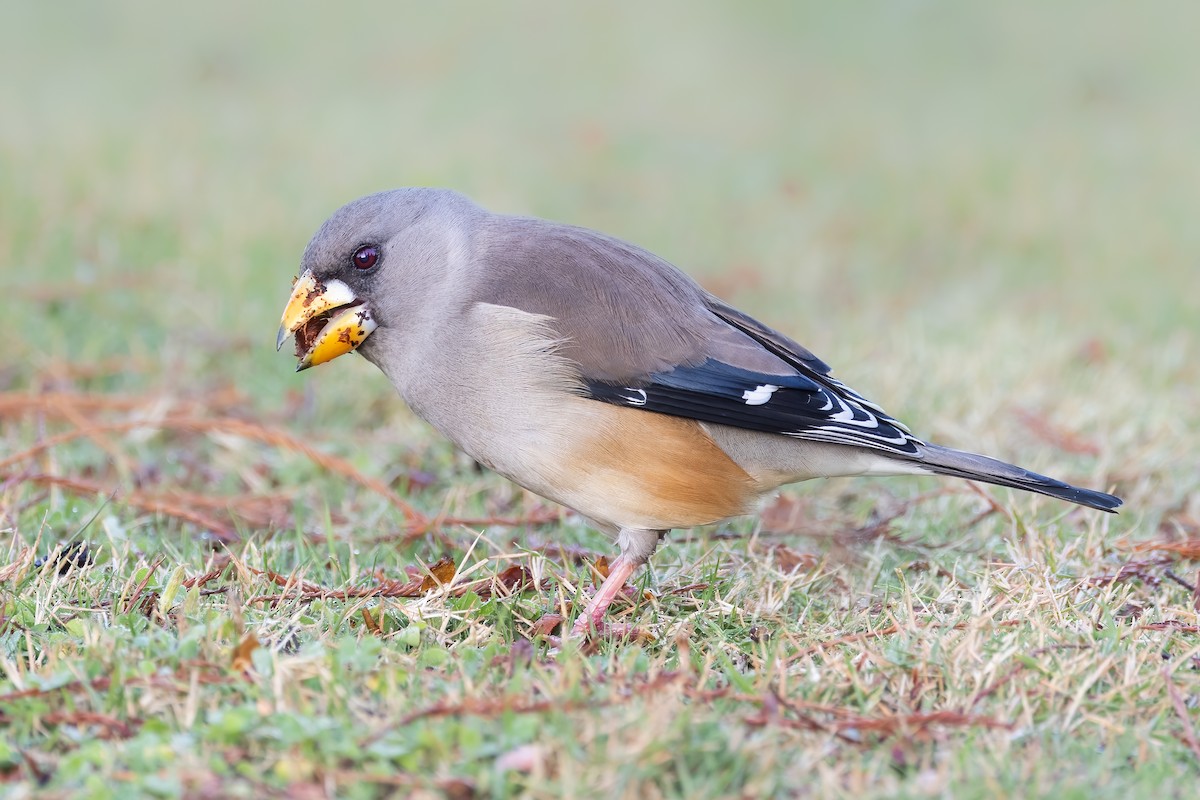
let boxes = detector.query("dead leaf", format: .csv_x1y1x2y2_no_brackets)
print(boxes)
361,607,382,635
420,557,457,592
591,556,609,588
439,778,477,800
231,632,261,673
772,544,818,574
494,564,533,596
530,613,564,638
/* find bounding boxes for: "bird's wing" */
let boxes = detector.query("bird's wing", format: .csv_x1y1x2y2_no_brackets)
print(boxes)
582,334,923,457
475,217,923,457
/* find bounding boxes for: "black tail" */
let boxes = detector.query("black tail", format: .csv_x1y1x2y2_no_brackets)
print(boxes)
915,443,1122,513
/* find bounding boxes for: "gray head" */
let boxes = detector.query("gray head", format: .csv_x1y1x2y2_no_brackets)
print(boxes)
277,188,484,370
300,187,485,314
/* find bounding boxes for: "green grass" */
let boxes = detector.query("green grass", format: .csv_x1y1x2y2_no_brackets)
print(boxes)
2,2,1199,797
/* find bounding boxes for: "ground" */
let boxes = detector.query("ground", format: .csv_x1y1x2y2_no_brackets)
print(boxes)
1,2,1198,798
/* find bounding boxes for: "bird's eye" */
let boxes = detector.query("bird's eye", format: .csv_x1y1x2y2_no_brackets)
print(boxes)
352,245,379,270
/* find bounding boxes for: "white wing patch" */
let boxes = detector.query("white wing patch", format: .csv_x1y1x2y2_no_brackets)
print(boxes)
741,384,780,406
621,388,648,406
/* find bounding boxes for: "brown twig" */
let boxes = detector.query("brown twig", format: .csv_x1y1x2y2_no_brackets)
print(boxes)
968,643,1093,708
1163,570,1198,594
746,687,1011,740
0,413,424,525
123,555,165,614
244,562,542,605
361,670,689,748
4,473,239,540
181,556,233,589
1138,621,1200,633
49,395,133,477
0,661,236,705
41,711,141,740
0,389,245,417
832,709,1012,735
1119,538,1200,559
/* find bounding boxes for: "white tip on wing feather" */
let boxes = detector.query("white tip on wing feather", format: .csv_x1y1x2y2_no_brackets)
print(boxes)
621,388,648,406
741,384,780,406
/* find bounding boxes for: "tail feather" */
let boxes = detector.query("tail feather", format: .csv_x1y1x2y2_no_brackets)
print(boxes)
915,443,1122,513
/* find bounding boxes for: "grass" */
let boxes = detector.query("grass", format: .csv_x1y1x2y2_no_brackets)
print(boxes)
1,1,1199,797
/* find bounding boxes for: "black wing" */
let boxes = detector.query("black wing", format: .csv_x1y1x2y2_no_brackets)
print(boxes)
584,356,924,457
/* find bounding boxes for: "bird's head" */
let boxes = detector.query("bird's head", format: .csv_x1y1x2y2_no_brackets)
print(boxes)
276,188,479,370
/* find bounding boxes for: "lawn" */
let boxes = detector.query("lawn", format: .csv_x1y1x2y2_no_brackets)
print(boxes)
1,2,1198,797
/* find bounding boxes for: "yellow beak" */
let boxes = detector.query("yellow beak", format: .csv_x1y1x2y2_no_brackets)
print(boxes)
276,272,378,371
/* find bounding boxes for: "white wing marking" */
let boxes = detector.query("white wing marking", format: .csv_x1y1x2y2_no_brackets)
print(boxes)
741,384,780,406
621,388,648,406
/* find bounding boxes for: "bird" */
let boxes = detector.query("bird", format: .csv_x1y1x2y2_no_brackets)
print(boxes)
276,188,1122,638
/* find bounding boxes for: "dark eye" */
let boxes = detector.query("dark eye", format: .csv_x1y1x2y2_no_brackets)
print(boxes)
352,245,379,270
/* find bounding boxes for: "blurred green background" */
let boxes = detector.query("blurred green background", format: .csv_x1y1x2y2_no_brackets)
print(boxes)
3,8,1195,334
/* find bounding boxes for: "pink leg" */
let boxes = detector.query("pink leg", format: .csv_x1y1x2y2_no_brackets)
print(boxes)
571,554,639,637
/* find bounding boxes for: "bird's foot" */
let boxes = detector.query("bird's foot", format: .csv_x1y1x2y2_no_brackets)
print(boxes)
569,617,654,643
535,617,654,650
529,553,655,647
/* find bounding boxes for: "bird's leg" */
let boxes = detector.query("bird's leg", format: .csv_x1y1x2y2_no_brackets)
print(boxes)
570,528,663,638
572,553,639,636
